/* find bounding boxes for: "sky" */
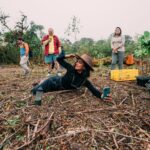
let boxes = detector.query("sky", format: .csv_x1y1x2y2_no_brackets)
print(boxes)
0,0,150,41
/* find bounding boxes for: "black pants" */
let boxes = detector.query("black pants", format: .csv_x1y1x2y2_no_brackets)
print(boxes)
31,76,64,95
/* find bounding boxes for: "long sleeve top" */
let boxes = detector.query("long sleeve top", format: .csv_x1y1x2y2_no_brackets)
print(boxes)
111,35,125,52
57,53,102,99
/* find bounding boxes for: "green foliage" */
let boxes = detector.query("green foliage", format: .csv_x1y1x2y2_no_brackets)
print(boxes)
61,38,73,54
22,22,44,63
62,35,137,59
16,134,24,141
71,38,111,58
5,116,20,127
125,35,137,54
0,12,44,64
134,31,150,59
0,11,142,64
92,40,111,58
0,44,19,64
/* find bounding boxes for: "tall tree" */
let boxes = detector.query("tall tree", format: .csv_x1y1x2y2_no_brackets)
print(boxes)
65,16,80,42
0,10,12,32
15,13,28,36
0,11,45,64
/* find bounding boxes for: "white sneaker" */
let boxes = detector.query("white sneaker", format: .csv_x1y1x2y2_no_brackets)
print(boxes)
24,70,30,76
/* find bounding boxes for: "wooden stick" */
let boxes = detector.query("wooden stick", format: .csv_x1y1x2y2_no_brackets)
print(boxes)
32,119,40,138
35,112,54,135
118,82,148,91
44,90,73,96
16,112,54,150
119,96,128,106
140,96,150,100
75,107,119,114
112,134,119,149
27,125,30,142
61,93,85,104
42,128,149,142
16,136,38,150
0,125,24,149
131,94,135,107
99,119,119,149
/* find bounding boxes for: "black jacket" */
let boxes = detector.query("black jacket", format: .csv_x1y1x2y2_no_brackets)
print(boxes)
57,53,102,99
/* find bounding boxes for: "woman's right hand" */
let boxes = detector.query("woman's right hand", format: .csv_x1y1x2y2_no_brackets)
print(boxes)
66,54,75,58
112,48,118,53
104,94,112,102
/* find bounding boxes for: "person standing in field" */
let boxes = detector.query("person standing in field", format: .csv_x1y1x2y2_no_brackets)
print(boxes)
17,37,30,75
111,27,125,70
41,28,61,76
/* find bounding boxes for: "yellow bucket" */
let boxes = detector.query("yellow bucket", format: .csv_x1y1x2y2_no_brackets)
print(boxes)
111,69,139,81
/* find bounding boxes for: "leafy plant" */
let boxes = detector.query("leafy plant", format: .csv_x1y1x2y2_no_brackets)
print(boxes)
134,31,150,59
6,116,20,127
0,11,44,64
16,134,24,141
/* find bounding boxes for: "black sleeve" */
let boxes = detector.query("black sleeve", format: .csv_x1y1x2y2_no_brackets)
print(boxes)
84,79,102,99
57,52,73,70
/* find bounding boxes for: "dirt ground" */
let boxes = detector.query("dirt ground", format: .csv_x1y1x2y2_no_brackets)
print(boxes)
0,65,150,150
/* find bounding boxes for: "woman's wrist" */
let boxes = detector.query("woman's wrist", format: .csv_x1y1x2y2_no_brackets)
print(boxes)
65,54,75,58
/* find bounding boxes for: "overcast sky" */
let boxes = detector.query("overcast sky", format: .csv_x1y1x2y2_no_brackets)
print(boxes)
0,0,150,40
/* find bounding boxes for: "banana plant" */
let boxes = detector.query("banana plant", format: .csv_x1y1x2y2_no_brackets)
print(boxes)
134,31,150,75
134,31,150,59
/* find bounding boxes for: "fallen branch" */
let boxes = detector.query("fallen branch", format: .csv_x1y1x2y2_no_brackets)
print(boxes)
0,125,24,149
61,93,86,104
131,94,135,107
75,107,119,114
118,82,148,91
140,96,150,100
119,96,128,106
35,112,54,135
32,119,40,138
44,90,73,96
27,125,30,142
16,112,54,150
98,119,119,149
42,128,149,143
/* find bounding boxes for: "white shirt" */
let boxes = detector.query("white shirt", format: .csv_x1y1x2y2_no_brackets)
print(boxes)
111,35,125,52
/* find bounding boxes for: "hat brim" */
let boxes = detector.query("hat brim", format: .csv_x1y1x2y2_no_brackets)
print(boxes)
75,54,94,71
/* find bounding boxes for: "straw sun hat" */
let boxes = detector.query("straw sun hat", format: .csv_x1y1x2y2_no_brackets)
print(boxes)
75,54,94,71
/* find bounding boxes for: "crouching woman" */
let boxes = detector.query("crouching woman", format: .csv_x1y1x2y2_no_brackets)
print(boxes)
31,53,111,105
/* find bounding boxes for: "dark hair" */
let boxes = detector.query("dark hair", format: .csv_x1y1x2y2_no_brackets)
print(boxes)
74,60,91,77
84,64,91,77
114,27,122,36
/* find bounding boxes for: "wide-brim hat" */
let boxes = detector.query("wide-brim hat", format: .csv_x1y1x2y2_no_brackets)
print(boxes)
75,54,94,71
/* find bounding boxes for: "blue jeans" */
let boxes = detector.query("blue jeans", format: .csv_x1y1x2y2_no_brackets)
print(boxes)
31,76,64,95
111,51,124,70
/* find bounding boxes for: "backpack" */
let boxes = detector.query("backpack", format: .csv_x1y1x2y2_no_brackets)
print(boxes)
29,49,33,58
125,54,134,65
23,43,33,59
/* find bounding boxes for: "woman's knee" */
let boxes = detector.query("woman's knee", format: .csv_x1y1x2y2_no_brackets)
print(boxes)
111,59,117,65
